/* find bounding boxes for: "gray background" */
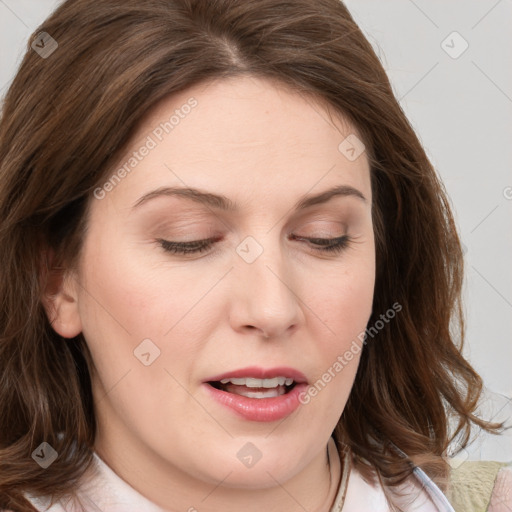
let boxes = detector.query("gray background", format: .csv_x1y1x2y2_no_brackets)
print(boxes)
1,0,510,462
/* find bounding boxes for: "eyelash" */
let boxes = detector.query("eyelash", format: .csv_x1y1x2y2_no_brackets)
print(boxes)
157,234,354,256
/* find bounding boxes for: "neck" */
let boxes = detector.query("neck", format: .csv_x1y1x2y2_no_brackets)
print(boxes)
93,428,341,512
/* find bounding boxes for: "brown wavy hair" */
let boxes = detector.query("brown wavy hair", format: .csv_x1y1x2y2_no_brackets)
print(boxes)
0,0,505,510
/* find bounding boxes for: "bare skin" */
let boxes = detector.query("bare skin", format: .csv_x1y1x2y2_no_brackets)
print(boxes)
44,75,375,512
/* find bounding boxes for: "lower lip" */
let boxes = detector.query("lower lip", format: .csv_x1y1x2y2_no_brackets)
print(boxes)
203,382,308,422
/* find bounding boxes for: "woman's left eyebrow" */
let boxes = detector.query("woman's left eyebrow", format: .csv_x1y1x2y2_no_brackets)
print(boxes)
131,184,367,212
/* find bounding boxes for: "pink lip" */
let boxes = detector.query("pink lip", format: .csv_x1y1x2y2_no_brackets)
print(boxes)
203,382,308,422
204,366,308,384
203,366,308,422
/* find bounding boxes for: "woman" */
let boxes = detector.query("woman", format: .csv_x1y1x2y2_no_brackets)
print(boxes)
0,1,510,511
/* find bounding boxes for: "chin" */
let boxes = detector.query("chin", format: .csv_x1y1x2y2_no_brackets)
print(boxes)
211,464,297,490
188,444,304,489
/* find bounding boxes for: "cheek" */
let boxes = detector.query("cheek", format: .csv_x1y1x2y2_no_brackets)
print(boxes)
313,258,375,340
76,234,217,390
305,253,374,398
299,263,374,423
75,248,200,423
78,239,190,339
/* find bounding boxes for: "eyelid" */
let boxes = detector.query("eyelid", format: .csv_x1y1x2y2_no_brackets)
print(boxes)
156,233,355,257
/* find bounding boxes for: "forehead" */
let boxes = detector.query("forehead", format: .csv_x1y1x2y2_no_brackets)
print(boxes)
102,75,371,210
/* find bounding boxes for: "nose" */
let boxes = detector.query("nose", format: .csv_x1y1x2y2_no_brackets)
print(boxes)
228,236,304,339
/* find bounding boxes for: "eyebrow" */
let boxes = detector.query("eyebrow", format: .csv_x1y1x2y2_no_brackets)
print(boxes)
131,184,366,212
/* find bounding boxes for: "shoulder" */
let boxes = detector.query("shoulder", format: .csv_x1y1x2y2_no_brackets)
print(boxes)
488,465,512,512
1,494,58,512
343,461,447,511
446,460,512,512
18,492,68,511
20,452,169,512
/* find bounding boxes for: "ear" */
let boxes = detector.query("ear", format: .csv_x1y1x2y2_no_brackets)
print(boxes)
41,249,83,339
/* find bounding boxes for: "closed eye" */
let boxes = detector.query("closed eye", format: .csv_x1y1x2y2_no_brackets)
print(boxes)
156,234,354,256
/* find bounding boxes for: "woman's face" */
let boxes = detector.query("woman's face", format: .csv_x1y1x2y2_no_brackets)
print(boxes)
50,75,375,501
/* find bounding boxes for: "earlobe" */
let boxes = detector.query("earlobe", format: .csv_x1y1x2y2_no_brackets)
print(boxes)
41,251,83,339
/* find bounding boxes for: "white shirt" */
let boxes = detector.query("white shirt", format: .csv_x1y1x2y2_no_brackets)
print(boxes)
19,440,465,512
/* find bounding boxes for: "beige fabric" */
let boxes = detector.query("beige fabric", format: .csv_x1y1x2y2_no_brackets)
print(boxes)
445,461,509,512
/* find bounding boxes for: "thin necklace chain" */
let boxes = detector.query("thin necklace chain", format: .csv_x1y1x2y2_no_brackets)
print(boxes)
328,446,351,512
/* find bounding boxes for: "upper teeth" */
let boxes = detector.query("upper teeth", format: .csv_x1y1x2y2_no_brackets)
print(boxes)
219,377,294,388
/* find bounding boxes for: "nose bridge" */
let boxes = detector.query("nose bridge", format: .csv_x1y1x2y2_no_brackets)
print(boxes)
232,232,301,335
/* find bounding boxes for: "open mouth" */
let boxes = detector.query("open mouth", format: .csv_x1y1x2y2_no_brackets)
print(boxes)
208,377,298,399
